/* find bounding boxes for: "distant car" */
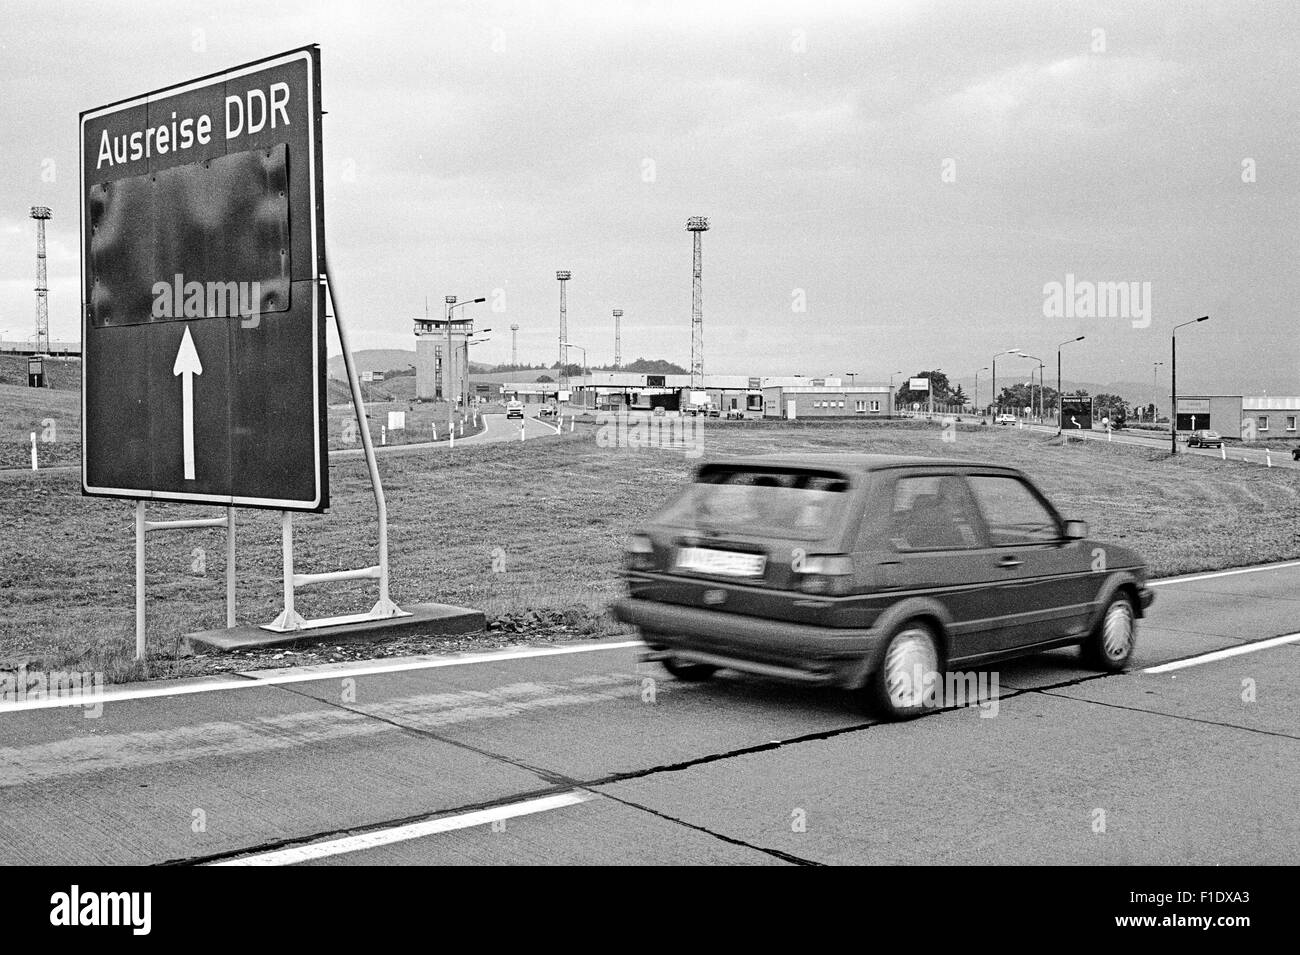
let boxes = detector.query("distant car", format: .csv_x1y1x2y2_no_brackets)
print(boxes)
707,407,721,418
539,405,557,418
725,410,745,420
505,399,524,420
995,414,1017,426
652,406,666,416
1187,429,1222,448
613,454,1153,720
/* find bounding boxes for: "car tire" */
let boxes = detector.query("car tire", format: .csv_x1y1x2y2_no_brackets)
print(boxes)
1083,593,1137,672
866,621,942,720
661,656,718,682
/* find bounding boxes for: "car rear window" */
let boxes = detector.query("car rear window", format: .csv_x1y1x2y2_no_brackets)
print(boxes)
654,466,851,540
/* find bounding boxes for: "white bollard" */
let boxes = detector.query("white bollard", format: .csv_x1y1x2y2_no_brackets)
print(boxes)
450,429,454,450
1221,445,1226,460
459,420,464,436
1266,449,1272,467
381,425,387,446
30,432,37,471
569,415,575,433
520,423,526,442
431,423,437,441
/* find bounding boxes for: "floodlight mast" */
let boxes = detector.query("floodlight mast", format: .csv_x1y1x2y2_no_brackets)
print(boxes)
686,217,709,389
30,206,51,354
556,271,571,388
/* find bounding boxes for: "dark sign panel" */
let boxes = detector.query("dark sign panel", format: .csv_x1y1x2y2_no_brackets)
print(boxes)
1060,395,1093,431
81,47,328,511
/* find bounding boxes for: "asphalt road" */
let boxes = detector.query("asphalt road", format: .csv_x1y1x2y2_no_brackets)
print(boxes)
3,558,1297,865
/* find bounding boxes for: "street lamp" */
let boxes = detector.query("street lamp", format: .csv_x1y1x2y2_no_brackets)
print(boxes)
1019,354,1045,419
446,295,486,429
974,366,989,415
1171,316,1210,453
560,342,587,376
889,370,902,410
1151,361,1164,423
1056,336,1085,432
992,349,1020,416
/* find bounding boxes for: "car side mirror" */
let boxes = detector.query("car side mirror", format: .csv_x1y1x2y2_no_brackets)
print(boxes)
1063,519,1088,541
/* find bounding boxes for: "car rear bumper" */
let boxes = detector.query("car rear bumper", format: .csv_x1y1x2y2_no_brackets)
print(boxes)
612,596,878,687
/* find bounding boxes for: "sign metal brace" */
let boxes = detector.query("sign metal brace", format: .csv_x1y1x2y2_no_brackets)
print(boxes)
262,257,410,632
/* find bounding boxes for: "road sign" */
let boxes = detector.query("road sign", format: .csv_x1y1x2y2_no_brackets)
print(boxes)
27,356,44,388
81,47,328,511
908,377,930,392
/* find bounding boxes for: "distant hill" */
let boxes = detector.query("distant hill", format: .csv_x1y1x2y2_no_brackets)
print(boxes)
326,349,417,380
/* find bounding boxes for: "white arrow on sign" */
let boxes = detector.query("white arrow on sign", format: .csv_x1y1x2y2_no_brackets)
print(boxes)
173,326,203,481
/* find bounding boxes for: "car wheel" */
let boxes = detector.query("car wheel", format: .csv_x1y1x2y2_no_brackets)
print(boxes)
867,621,942,720
1083,593,1136,672
661,656,718,682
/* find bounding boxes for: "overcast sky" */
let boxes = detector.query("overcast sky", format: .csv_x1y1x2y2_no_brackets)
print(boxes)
2,0,1298,397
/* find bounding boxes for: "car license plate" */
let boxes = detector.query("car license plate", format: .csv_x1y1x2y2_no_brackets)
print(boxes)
676,547,766,577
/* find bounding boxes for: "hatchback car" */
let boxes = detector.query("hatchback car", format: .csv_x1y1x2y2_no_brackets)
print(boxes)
995,413,1017,426
1187,429,1222,448
613,454,1153,719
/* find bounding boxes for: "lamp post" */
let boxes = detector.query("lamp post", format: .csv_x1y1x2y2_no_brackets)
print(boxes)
1151,361,1164,423
561,342,587,410
1171,316,1210,453
446,295,486,431
1056,336,1085,431
889,370,902,410
992,349,1020,417
1020,354,1045,420
974,366,989,415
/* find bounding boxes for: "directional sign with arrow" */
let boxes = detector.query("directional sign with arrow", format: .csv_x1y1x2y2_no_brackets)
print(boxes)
80,48,329,511
173,326,202,481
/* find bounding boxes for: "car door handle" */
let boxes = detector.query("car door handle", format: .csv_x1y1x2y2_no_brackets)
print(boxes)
997,556,1024,568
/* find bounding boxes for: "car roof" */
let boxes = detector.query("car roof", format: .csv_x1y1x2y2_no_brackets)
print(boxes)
700,452,1020,475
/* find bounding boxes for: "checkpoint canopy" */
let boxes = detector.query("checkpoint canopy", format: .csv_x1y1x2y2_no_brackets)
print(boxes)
81,46,329,511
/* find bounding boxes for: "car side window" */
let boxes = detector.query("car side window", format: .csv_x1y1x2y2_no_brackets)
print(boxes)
967,475,1061,545
885,475,983,551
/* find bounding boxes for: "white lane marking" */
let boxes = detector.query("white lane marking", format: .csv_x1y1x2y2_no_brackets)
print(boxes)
0,641,643,714
1144,633,1300,673
9,556,1300,716
1148,560,1300,587
211,791,590,865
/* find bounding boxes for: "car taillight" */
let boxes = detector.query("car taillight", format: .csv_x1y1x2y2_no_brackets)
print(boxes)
795,554,854,595
625,534,656,571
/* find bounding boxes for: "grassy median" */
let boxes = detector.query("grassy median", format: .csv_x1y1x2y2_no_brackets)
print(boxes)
1,415,1298,681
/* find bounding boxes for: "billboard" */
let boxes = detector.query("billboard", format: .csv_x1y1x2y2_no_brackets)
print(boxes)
1060,395,1093,430
81,47,328,511
908,377,930,392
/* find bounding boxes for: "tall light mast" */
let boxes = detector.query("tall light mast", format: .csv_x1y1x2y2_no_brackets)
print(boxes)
612,308,623,370
556,270,571,388
510,323,520,367
30,206,51,353
686,216,709,389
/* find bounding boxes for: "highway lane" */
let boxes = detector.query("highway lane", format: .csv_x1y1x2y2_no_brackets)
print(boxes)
2,561,1298,865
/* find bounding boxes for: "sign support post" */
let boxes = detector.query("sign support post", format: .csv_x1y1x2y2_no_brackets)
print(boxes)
134,502,236,659
261,262,408,632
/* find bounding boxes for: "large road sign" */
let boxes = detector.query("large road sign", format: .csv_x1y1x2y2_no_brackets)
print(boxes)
81,47,328,511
